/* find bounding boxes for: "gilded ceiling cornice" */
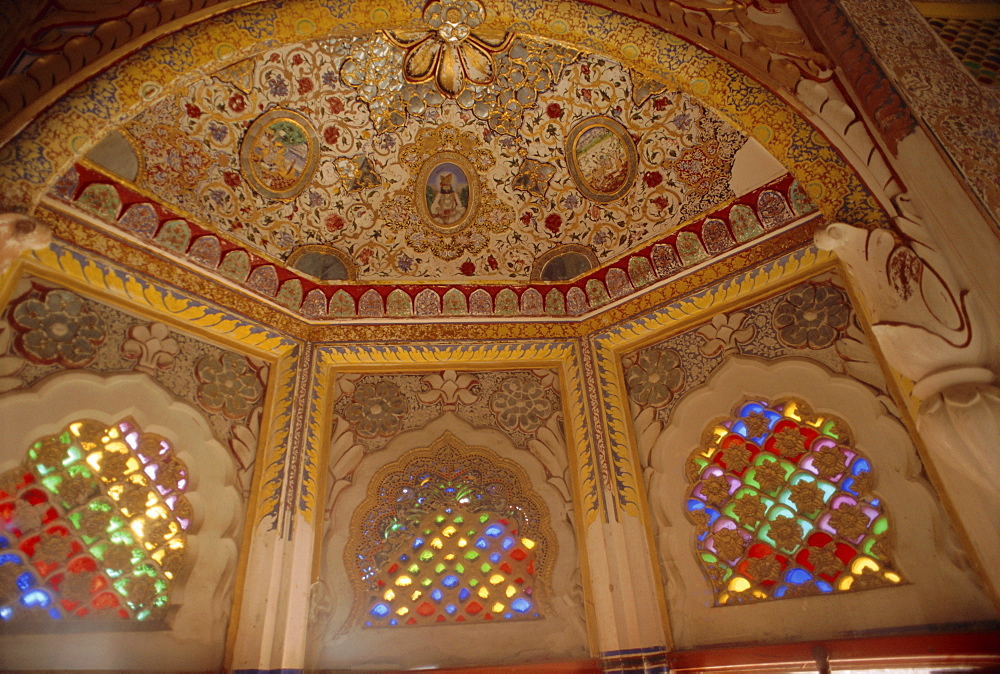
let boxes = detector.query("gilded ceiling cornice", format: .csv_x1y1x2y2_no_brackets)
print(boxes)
0,0,832,146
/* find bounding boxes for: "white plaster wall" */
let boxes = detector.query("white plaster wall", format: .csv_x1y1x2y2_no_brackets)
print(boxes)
311,412,588,670
0,371,244,671
641,357,996,648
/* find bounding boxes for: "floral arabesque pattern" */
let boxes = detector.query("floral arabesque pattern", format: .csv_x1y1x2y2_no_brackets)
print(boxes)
686,398,903,606
772,283,849,349
344,382,410,438
625,348,684,407
489,375,554,433
194,352,264,419
10,289,106,367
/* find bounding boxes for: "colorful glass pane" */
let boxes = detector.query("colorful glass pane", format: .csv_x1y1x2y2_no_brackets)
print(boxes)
685,398,903,605
0,419,189,624
349,437,553,628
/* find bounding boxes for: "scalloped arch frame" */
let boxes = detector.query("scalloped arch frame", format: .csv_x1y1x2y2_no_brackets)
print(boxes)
641,356,993,649
0,371,243,671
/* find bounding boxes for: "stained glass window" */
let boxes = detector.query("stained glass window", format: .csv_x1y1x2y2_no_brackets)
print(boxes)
349,435,554,627
0,419,189,624
685,398,903,605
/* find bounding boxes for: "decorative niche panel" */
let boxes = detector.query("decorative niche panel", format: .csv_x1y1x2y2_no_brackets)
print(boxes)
0,372,244,671
313,374,586,671
634,356,995,648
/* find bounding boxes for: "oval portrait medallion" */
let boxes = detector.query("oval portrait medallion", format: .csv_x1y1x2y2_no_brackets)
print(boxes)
566,116,637,203
240,109,320,200
416,152,479,234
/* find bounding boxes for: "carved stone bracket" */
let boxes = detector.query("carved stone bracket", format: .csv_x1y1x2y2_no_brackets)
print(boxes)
816,202,1000,601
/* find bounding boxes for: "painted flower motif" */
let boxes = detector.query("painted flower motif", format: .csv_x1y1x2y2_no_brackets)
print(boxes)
768,515,803,551
11,289,106,367
789,480,825,513
809,541,844,577
223,171,242,188
721,443,752,473
544,213,562,234
748,554,782,582
195,352,263,419
325,214,346,232
712,528,746,562
546,103,563,119
829,503,870,540
489,376,553,433
344,382,409,438
625,348,684,407
700,475,731,506
184,103,202,119
773,284,850,349
643,171,663,189
297,77,314,95
813,445,847,478
742,411,771,439
771,426,805,458
327,97,345,114
753,459,787,493
731,493,766,526
386,0,513,97
228,93,246,112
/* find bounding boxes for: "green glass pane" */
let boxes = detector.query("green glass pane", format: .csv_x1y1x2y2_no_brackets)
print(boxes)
480,563,491,573
435,563,445,574
872,517,888,535
479,514,489,523
408,564,419,574
421,578,432,586
419,551,434,562
455,563,464,574
435,515,445,524
453,516,464,524
464,551,479,560
468,579,478,587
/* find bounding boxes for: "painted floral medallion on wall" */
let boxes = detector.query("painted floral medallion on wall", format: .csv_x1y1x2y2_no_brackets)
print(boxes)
240,109,320,200
417,153,479,234
565,116,637,203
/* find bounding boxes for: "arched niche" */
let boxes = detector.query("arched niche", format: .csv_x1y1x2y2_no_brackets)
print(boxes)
0,371,244,671
313,412,587,670
640,356,994,648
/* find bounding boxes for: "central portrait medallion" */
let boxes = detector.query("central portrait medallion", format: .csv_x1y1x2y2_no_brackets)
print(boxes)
416,153,480,234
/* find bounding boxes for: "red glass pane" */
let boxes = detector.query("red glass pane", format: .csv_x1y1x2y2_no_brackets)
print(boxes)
417,601,435,616
465,601,483,614
510,548,526,561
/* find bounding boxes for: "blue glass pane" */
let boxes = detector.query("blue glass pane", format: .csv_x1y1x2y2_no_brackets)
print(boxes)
475,538,488,549
775,586,787,597
0,606,12,620
0,536,8,549
816,581,833,593
501,537,514,550
458,587,470,601
370,603,390,617
871,499,880,507
687,499,704,513
0,554,19,564
442,574,460,588
16,572,33,591
389,618,398,626
489,552,501,563
445,604,457,615
22,590,49,607
852,459,871,476
784,569,812,585
412,538,424,549
484,524,503,537
504,613,513,619
511,598,532,613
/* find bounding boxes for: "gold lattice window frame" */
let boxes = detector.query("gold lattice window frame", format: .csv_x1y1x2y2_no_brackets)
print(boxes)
684,397,905,606
0,418,190,630
344,432,557,628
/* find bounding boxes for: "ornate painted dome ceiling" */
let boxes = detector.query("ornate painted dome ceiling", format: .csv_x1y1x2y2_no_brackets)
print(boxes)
39,0,836,322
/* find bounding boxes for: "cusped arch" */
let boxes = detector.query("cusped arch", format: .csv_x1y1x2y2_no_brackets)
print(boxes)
346,433,555,628
640,356,994,648
685,396,902,606
0,371,243,670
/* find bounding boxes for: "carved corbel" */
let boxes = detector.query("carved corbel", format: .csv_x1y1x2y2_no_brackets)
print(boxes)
0,211,51,273
816,202,1000,594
